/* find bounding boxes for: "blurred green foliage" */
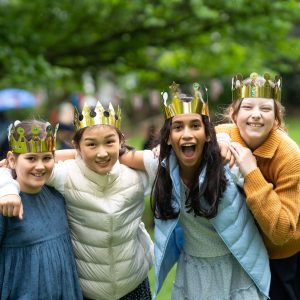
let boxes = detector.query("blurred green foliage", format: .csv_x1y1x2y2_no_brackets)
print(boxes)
1,0,300,111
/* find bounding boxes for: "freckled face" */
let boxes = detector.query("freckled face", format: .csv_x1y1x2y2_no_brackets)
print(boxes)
235,98,276,150
77,125,120,175
168,113,208,175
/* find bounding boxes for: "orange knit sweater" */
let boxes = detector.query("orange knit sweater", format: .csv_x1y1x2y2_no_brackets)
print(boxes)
215,124,300,259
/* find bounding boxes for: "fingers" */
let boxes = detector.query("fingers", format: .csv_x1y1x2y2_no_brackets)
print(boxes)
218,142,231,164
152,145,160,158
229,154,236,168
0,159,7,167
18,203,24,220
223,149,233,164
228,143,257,176
229,142,243,152
0,195,22,218
3,204,14,217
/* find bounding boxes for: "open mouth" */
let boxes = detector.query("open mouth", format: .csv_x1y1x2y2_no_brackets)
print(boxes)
181,144,196,157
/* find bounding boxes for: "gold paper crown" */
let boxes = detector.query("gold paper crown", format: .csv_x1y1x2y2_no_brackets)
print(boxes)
8,121,58,154
162,82,209,119
232,72,281,102
74,101,121,130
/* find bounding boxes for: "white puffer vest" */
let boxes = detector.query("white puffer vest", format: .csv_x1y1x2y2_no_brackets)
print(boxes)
63,158,153,300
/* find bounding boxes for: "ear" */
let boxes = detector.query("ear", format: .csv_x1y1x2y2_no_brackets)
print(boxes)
206,135,211,142
7,151,16,169
73,142,81,158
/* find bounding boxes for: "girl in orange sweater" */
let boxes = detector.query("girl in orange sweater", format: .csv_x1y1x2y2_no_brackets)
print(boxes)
216,72,300,300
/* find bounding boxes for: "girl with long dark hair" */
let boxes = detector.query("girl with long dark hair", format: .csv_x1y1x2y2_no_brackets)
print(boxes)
121,82,271,299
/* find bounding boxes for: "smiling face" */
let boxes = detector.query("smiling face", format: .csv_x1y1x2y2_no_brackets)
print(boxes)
168,113,208,177
234,97,276,150
76,125,120,175
8,152,55,194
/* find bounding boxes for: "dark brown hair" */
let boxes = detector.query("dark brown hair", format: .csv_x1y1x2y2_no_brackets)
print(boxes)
151,115,227,220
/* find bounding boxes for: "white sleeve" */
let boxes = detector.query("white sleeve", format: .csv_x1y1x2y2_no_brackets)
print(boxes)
140,150,159,196
229,164,244,187
216,132,232,144
216,134,244,186
46,160,68,195
0,168,20,197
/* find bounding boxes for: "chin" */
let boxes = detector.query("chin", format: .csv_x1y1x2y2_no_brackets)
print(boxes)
97,167,112,175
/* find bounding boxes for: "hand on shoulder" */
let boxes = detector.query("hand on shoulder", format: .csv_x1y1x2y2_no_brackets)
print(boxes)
0,194,23,219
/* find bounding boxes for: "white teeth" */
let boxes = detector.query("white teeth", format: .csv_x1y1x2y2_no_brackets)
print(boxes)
182,144,194,147
96,161,109,165
248,123,262,127
32,174,44,177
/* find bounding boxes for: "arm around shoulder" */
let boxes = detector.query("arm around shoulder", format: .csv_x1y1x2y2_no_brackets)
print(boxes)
0,168,22,219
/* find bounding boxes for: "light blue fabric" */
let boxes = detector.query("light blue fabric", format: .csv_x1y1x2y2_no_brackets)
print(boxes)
153,152,270,299
0,185,83,300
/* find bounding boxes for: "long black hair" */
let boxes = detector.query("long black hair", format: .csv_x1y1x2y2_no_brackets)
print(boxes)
150,115,227,220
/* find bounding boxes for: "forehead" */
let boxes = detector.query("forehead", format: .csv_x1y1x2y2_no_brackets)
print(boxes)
21,152,53,157
242,98,275,106
82,125,118,138
172,113,202,123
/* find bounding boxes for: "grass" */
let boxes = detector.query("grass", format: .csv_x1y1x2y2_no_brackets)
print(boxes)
286,118,300,145
142,198,176,299
129,117,300,299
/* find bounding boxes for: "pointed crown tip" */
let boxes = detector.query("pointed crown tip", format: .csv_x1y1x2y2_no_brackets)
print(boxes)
74,101,121,130
232,72,281,102
162,81,209,119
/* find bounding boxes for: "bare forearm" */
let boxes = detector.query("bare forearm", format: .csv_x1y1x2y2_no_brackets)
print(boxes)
119,150,145,170
55,149,77,162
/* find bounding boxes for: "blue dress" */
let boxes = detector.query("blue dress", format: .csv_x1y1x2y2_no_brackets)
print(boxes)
0,185,83,300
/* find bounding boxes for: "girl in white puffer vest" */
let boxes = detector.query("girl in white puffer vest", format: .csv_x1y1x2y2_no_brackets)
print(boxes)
0,102,157,300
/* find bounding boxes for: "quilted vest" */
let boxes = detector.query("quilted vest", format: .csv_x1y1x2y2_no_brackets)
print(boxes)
154,152,270,298
63,159,153,300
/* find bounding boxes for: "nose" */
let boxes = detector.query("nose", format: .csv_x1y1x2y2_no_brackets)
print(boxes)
182,126,193,139
251,107,262,119
35,159,45,170
96,147,108,158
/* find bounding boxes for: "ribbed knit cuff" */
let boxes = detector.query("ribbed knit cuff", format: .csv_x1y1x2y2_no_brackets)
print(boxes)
244,168,268,195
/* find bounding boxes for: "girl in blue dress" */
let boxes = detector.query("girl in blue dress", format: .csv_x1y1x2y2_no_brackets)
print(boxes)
0,120,82,300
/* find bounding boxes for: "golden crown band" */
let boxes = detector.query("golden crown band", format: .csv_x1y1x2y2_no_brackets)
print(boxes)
8,122,58,154
74,101,121,131
162,82,209,119
232,72,281,102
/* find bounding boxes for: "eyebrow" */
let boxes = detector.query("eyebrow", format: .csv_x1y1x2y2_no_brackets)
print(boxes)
84,134,117,141
173,119,201,124
24,153,52,157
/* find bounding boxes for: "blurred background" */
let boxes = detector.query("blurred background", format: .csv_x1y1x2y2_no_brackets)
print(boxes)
1,1,300,297
1,0,300,146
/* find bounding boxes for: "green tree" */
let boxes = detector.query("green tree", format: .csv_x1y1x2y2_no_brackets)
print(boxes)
1,0,300,102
